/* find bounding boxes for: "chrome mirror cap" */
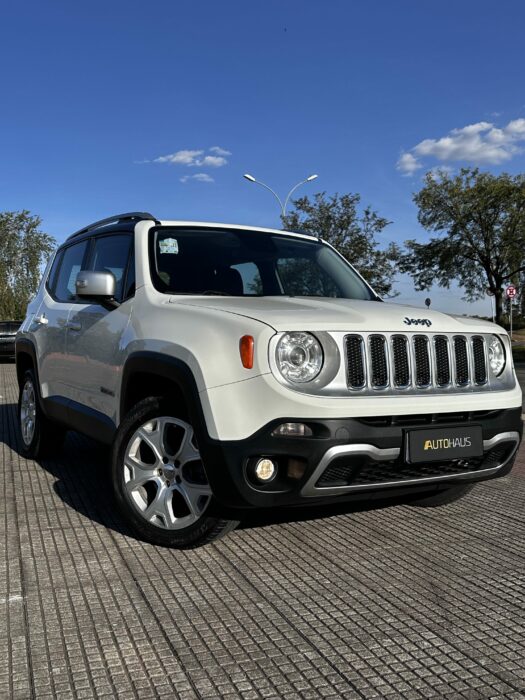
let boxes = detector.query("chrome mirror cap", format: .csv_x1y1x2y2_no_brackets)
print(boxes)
75,271,116,298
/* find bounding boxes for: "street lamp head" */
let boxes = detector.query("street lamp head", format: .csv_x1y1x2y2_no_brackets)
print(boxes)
243,173,256,182
306,174,318,182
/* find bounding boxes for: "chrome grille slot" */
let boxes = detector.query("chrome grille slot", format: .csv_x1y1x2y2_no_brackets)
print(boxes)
414,336,431,387
392,335,410,387
345,334,366,388
369,335,388,387
454,336,469,385
434,335,450,386
472,336,487,385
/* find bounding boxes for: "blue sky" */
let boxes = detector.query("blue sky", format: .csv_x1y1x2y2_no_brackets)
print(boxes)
2,0,525,315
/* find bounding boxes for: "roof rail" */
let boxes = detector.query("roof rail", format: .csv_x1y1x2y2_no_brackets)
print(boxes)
69,212,157,239
284,228,318,238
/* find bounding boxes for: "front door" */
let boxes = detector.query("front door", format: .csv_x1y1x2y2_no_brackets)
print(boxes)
63,233,134,423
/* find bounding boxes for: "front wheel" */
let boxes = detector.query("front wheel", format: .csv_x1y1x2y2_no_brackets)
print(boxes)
408,484,475,508
111,397,239,548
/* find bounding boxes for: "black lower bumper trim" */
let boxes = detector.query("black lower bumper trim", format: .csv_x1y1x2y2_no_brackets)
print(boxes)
200,407,523,510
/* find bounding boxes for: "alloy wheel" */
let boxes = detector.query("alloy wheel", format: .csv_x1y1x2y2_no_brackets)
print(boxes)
123,416,212,529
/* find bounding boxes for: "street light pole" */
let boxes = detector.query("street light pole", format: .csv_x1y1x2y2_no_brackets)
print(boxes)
243,173,318,217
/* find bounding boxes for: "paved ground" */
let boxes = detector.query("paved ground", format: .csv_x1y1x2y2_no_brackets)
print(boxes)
2,362,525,700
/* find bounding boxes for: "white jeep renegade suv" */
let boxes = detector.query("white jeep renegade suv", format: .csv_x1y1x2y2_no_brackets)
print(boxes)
16,212,523,548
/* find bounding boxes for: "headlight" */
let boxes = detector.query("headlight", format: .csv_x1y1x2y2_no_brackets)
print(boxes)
276,332,323,383
488,335,506,376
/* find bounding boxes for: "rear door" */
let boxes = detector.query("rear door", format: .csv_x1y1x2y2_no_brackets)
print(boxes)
63,233,134,421
33,240,89,401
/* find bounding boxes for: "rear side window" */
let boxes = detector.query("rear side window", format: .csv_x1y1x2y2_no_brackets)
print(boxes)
47,250,63,293
54,241,89,302
89,235,132,301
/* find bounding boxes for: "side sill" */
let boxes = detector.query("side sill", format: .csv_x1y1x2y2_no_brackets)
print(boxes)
43,396,116,445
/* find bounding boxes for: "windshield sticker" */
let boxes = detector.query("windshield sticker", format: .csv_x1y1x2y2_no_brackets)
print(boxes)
159,238,179,254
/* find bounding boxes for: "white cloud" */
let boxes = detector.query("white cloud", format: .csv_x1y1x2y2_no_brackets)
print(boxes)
396,152,422,176
154,149,204,165
209,146,232,156
190,154,227,168
145,146,231,168
397,118,525,175
180,173,214,183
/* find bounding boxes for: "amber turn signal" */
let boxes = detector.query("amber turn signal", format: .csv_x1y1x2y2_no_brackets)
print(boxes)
239,335,254,369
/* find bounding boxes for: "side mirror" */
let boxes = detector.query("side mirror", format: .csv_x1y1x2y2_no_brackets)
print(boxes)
75,271,118,306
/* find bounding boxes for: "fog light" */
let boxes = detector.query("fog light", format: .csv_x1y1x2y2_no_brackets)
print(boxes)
272,422,313,437
254,458,277,482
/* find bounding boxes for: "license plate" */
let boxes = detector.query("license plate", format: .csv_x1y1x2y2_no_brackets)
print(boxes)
406,425,483,463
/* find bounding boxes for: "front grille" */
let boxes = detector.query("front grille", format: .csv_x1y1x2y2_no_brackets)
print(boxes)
434,336,450,386
472,336,487,384
346,335,365,388
370,335,388,387
316,442,516,489
392,335,409,386
414,336,431,386
454,336,469,385
344,333,490,393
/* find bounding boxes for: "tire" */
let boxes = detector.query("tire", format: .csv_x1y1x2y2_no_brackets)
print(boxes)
111,397,239,548
18,369,66,459
408,483,475,508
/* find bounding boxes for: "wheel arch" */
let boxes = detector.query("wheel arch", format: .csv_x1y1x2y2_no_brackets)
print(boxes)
15,339,39,390
120,352,210,439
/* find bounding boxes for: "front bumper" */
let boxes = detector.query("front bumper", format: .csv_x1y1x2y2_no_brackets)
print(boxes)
201,407,523,510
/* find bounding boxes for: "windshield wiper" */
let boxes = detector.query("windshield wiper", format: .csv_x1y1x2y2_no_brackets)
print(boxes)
201,290,233,296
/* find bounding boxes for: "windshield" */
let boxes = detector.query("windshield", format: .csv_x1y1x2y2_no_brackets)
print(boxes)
149,227,375,300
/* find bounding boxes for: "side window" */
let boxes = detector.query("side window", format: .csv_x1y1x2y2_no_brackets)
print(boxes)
54,241,89,302
47,250,64,294
89,235,132,301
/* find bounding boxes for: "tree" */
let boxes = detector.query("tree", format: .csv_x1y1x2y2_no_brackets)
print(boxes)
281,192,399,296
399,168,525,324
0,211,56,319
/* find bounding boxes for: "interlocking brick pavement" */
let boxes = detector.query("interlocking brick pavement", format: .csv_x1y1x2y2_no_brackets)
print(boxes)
1,361,525,699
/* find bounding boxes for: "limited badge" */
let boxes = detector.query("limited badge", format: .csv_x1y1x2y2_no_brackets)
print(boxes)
159,238,179,254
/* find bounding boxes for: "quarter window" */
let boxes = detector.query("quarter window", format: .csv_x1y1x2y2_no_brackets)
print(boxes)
54,241,89,302
47,250,63,294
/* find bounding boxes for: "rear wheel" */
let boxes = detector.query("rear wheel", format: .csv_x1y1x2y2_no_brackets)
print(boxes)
408,484,474,508
18,369,65,458
111,397,239,548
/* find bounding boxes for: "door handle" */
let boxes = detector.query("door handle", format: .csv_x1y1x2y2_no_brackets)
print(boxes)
66,322,82,332
34,315,48,326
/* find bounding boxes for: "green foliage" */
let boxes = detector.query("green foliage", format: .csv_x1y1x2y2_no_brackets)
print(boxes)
399,168,525,323
281,192,399,296
0,211,56,319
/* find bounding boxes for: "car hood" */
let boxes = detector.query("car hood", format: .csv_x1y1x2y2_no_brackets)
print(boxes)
173,296,503,334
